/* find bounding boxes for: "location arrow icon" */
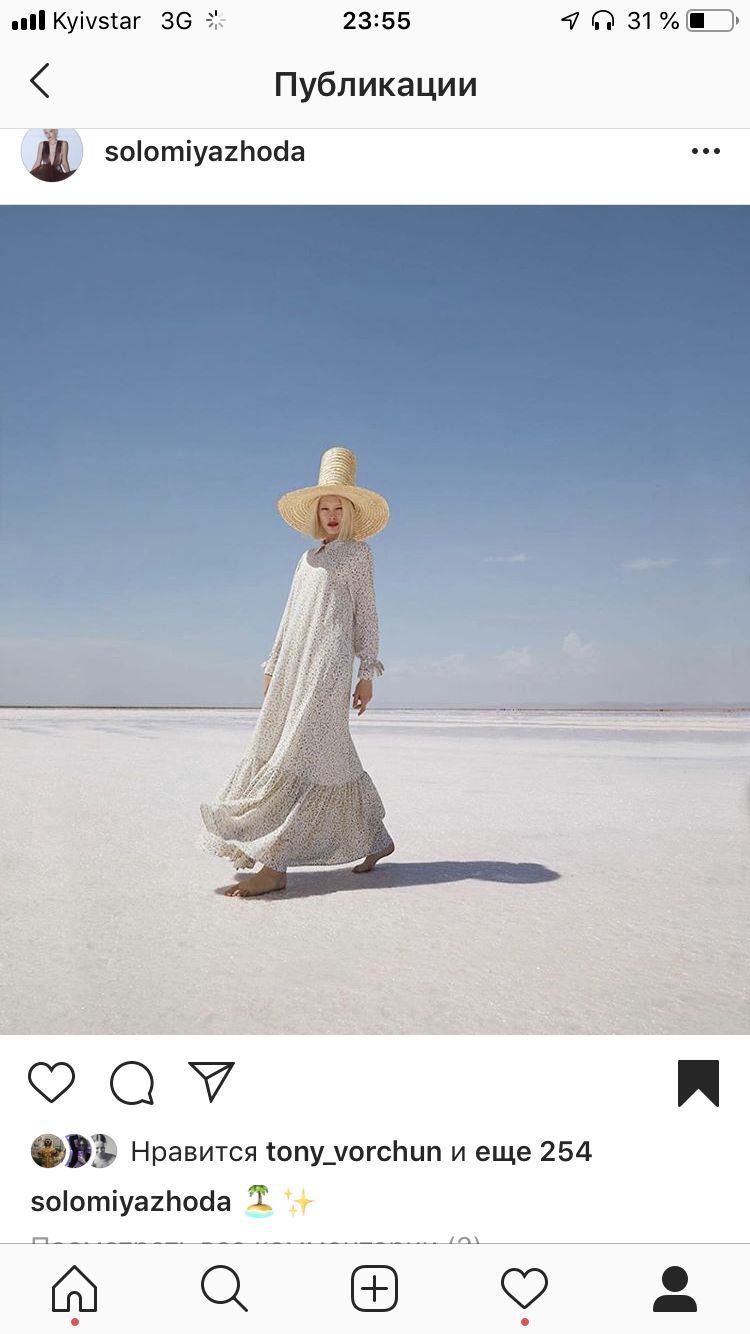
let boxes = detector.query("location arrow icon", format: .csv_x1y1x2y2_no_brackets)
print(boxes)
561,11,580,28
189,1061,235,1103
30,62,50,97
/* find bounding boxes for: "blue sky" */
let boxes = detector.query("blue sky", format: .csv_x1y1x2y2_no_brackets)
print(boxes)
0,205,747,705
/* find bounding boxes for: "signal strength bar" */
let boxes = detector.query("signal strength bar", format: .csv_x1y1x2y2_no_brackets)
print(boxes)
12,9,46,29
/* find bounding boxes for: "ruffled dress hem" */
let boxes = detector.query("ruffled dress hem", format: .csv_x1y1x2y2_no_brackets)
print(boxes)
198,758,392,873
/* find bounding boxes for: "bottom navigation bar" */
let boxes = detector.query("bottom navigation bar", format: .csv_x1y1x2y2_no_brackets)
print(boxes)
4,1242,747,1332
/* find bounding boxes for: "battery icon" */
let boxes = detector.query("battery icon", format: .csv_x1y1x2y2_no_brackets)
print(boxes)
686,8,736,28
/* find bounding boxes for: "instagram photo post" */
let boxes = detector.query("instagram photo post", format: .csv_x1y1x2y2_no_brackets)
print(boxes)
0,2,748,1329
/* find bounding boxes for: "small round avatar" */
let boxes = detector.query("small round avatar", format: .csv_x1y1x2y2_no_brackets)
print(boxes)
21,128,83,182
64,1133,92,1168
91,1132,118,1168
31,1134,65,1169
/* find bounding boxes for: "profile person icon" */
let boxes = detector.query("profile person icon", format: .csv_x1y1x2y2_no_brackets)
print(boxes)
653,1266,697,1312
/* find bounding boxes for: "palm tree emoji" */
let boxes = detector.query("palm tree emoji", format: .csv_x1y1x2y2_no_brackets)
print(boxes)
248,1185,269,1207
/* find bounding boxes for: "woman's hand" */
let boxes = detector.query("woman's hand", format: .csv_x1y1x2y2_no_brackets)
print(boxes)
263,673,272,697
352,677,373,715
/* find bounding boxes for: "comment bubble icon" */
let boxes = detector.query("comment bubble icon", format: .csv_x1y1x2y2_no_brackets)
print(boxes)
109,1061,155,1105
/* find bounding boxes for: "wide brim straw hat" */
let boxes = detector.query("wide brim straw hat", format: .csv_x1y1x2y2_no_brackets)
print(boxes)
277,446,389,540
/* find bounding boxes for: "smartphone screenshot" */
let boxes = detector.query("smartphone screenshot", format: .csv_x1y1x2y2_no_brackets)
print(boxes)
1,2,748,1328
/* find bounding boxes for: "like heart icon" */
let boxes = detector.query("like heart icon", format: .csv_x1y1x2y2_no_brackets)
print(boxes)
501,1267,549,1309
28,1062,76,1103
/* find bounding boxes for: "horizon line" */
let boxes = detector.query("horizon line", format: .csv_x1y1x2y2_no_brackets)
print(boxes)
1,703,748,712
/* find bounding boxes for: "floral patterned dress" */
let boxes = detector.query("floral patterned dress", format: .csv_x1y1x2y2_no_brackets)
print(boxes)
198,536,392,873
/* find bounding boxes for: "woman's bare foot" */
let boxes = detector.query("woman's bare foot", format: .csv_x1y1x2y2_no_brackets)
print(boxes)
224,866,287,897
352,838,395,873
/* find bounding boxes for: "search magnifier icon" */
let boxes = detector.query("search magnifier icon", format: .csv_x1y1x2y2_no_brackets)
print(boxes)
201,1265,249,1314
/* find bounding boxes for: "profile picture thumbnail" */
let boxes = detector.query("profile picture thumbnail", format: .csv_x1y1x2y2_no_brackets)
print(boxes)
64,1133,92,1168
21,128,83,182
31,1134,65,1168
91,1133,118,1168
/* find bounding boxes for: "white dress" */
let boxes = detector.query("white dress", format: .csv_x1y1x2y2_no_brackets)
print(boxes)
198,536,392,873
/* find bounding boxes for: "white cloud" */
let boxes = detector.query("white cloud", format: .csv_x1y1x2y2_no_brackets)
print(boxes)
703,556,733,568
494,647,538,676
482,553,529,564
561,630,597,673
621,556,679,570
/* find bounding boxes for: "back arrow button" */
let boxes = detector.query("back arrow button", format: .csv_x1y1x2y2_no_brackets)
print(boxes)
561,11,580,28
30,63,50,97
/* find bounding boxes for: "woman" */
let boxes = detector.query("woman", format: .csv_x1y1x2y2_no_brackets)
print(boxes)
199,446,395,897
30,129,75,181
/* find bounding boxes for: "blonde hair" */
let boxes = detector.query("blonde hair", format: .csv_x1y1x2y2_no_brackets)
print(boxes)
308,493,357,542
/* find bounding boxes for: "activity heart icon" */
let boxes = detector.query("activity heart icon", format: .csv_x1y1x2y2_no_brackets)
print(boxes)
28,1062,76,1103
500,1267,549,1309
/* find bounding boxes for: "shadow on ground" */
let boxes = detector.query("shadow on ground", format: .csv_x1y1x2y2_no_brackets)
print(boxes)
214,859,561,901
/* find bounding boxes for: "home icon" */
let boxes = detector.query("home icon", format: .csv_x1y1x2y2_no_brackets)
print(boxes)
51,1265,98,1313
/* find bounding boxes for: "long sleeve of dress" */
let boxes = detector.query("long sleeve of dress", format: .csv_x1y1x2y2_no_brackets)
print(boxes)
352,543,385,680
261,556,301,675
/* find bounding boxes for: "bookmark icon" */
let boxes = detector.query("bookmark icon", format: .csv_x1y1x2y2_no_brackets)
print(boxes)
677,1059,719,1107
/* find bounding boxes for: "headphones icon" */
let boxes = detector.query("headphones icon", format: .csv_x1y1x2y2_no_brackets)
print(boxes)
592,8,615,27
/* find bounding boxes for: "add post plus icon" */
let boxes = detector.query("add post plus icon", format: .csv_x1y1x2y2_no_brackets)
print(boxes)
351,1266,398,1312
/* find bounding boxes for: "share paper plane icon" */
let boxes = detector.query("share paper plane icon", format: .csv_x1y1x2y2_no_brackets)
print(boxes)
188,1061,235,1103
561,11,580,28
